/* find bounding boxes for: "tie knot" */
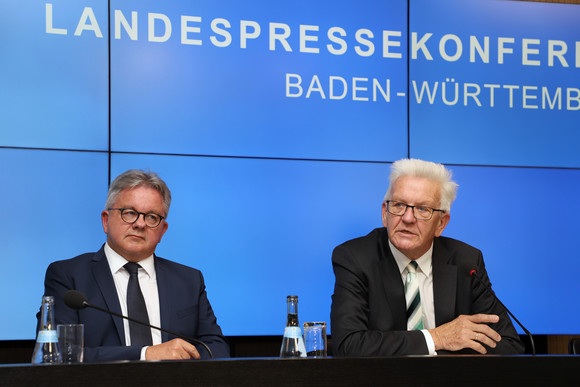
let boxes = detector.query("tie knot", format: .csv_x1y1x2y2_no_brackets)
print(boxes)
124,262,142,276
408,261,419,273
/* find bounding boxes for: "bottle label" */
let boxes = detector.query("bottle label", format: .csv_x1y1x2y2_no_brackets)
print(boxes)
283,326,302,339
282,327,307,357
36,330,58,343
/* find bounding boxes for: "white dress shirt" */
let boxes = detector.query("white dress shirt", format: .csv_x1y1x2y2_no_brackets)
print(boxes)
104,243,162,358
389,241,437,355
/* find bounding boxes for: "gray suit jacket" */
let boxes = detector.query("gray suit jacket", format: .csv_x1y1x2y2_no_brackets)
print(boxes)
330,228,524,356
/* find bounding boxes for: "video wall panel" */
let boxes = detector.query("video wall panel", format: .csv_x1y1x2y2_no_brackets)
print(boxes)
110,0,408,161
0,0,109,151
0,149,108,338
409,0,580,168
444,165,580,334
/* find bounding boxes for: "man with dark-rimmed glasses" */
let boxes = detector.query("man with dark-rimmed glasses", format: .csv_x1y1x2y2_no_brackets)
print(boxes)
37,169,229,362
331,158,524,356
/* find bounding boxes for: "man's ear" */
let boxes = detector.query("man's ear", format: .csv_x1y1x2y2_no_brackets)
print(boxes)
101,210,109,234
382,202,390,228
435,212,450,237
157,221,169,243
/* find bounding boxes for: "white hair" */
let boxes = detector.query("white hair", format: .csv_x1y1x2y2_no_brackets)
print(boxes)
383,159,458,212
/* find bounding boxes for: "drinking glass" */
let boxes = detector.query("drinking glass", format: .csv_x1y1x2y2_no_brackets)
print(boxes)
303,321,327,357
57,324,84,363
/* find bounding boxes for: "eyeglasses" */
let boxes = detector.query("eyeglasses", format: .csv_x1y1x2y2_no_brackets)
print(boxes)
385,200,445,221
108,208,165,228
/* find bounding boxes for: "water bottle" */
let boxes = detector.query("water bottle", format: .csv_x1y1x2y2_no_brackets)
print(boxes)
280,295,306,358
32,296,63,364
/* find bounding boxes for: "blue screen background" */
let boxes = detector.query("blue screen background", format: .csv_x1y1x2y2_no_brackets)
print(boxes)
0,0,578,339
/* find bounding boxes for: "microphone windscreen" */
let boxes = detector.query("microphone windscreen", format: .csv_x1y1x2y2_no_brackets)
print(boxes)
64,290,89,310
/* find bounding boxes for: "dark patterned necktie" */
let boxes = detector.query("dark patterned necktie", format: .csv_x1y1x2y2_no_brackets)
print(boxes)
124,262,153,346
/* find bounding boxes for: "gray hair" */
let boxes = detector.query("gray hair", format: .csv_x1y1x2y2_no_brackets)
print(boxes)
383,159,458,212
105,170,172,217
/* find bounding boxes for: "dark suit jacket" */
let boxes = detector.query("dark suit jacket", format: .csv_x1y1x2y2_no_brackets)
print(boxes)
330,228,524,356
38,245,230,362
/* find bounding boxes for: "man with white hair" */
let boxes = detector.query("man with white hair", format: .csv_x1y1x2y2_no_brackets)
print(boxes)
331,158,524,356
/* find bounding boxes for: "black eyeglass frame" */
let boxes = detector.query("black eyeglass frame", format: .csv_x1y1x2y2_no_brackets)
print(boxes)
107,207,166,228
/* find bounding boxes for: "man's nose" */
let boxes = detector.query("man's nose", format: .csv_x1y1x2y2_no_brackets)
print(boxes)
132,213,147,228
402,206,416,222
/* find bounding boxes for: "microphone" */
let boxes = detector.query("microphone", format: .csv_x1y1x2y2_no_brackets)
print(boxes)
64,290,90,310
469,270,535,356
64,290,214,359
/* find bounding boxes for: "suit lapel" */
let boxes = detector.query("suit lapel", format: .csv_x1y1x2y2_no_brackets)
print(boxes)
432,238,457,326
379,236,407,330
90,246,126,345
154,257,171,342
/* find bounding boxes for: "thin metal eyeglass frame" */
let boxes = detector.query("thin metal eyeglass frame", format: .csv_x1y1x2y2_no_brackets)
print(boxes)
385,200,445,221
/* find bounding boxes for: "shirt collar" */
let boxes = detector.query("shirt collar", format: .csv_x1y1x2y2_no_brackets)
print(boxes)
389,240,433,277
104,242,155,278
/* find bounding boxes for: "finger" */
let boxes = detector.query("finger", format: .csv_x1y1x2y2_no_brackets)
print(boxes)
471,324,502,350
455,331,484,354
168,339,197,359
470,341,488,355
469,314,500,324
473,331,498,349
474,324,502,343
184,343,200,359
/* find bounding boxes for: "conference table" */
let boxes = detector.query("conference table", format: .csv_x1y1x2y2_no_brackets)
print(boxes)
1,355,578,386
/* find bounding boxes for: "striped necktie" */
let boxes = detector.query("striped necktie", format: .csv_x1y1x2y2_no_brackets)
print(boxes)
405,261,424,331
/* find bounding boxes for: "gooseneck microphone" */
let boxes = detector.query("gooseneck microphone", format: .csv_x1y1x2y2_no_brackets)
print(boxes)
64,289,214,359
469,270,535,356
